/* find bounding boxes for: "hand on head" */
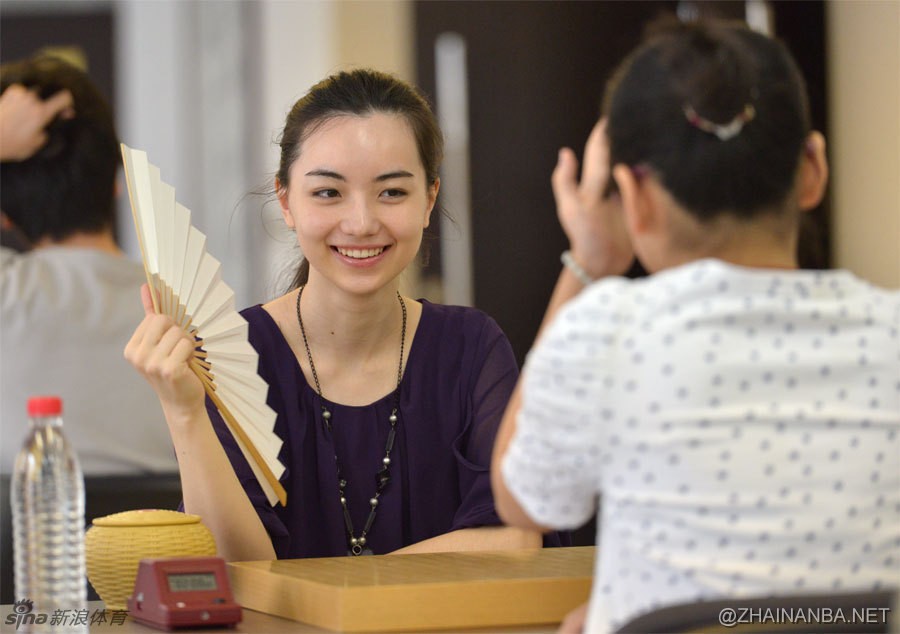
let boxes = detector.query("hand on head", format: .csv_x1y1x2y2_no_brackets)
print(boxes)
124,283,206,426
0,83,74,161
552,118,635,279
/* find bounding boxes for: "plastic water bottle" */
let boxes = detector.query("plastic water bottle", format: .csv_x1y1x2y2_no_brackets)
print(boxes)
11,396,87,633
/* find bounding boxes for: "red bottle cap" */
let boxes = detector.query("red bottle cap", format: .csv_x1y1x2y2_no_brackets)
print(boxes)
27,396,63,416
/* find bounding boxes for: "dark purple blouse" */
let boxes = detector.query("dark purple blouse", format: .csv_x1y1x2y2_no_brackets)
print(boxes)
205,300,522,558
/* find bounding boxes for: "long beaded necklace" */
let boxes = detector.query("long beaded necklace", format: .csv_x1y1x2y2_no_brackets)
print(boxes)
295,285,407,556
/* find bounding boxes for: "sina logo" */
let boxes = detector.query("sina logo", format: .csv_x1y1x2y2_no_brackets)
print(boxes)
6,598,47,630
13,600,32,615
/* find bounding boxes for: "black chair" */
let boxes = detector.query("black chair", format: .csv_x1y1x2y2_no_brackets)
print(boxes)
616,589,898,633
1,472,182,604
571,512,598,547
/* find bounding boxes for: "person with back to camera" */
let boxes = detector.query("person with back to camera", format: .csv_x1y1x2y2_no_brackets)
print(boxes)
0,56,179,475
491,18,900,634
125,69,555,561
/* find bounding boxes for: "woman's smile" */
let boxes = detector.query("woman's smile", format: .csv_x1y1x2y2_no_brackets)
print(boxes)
333,244,391,266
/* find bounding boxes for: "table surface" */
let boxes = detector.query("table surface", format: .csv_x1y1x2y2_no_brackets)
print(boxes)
0,601,561,633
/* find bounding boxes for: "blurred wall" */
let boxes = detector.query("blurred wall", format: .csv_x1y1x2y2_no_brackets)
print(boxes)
116,1,262,305
827,0,900,289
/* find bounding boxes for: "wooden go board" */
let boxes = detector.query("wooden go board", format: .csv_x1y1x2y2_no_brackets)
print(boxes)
228,546,595,632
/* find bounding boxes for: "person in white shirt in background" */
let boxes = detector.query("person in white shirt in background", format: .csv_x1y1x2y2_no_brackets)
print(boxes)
0,56,178,475
492,17,900,634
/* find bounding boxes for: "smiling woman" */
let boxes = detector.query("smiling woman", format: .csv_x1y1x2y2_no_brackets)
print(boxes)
124,69,555,562
276,112,436,299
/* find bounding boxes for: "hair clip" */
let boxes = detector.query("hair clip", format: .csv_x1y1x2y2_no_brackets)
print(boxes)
683,103,756,141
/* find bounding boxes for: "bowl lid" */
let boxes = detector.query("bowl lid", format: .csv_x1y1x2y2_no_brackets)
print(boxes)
92,509,202,527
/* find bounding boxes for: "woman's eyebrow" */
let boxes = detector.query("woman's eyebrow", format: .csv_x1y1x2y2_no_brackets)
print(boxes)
303,169,414,182
305,169,344,180
375,170,414,182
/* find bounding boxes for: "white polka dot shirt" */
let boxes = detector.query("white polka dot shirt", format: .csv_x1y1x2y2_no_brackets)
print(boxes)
502,259,900,632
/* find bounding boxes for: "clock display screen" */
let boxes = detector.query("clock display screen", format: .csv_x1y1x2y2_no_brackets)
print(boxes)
167,572,218,592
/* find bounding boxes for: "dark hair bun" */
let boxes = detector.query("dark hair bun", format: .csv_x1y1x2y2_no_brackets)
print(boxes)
604,18,810,220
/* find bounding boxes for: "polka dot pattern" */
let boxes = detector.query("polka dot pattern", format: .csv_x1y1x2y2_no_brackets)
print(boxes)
502,259,900,633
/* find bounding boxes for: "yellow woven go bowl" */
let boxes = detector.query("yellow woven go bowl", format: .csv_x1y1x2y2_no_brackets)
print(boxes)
85,509,217,610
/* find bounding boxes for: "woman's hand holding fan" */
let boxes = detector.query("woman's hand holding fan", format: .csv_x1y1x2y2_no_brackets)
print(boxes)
126,283,208,421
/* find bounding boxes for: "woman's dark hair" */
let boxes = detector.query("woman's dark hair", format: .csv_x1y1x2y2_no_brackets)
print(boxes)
604,18,811,221
278,69,444,291
0,56,119,243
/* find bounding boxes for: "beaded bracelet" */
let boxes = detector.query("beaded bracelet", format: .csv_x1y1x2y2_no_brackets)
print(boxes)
560,250,595,286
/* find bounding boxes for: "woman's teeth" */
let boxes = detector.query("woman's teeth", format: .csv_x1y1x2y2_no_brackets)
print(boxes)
337,247,385,259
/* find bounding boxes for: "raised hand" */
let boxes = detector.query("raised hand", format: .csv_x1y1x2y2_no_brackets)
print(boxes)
124,284,206,426
551,118,634,279
0,84,74,161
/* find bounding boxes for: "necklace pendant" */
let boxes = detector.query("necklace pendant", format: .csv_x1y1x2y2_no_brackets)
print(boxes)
297,286,405,564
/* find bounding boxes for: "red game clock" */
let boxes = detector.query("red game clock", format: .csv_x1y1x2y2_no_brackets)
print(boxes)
128,557,242,630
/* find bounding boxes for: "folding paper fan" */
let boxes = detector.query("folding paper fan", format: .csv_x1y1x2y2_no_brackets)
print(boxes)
121,143,287,507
